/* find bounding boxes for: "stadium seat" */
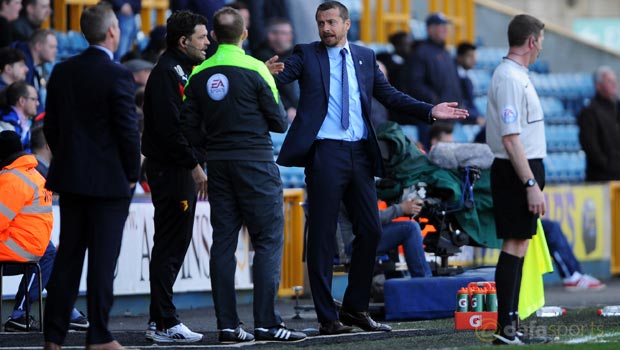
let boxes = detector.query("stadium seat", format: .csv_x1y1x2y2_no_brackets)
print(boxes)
278,166,305,189
473,96,487,115
270,131,287,156
400,125,419,144
453,124,481,143
469,69,491,96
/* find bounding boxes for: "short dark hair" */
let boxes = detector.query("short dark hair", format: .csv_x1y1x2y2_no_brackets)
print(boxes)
388,31,409,47
266,17,292,33
213,7,245,44
316,1,349,21
29,29,55,48
80,2,116,44
30,126,46,151
228,0,248,11
0,130,23,163
508,14,544,47
5,81,31,106
166,10,209,49
429,121,454,141
0,47,26,72
20,0,38,17
456,42,477,57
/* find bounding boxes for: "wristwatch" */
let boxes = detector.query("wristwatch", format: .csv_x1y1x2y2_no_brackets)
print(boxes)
524,178,536,188
427,109,436,124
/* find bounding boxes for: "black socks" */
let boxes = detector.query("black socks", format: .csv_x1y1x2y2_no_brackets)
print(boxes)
495,251,524,339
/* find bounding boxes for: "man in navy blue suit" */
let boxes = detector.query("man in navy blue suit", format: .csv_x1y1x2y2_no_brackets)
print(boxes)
42,3,140,349
275,1,468,335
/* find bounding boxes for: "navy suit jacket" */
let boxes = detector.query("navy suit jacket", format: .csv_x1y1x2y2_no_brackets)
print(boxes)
275,41,434,177
44,47,141,198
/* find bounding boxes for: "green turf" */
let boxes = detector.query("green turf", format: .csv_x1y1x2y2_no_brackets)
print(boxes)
251,307,620,350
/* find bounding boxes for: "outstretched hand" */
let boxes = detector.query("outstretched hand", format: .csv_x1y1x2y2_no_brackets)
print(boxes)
265,55,284,75
431,102,469,120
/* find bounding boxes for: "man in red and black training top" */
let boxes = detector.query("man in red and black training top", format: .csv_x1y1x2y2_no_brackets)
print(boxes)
141,10,209,343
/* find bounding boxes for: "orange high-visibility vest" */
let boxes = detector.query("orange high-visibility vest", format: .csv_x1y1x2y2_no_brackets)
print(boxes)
0,155,53,262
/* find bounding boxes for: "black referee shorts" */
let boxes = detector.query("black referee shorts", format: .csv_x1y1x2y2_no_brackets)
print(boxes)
491,158,545,239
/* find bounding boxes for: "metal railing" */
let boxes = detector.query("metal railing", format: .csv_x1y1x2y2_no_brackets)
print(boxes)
279,189,306,297
47,0,168,33
360,0,475,45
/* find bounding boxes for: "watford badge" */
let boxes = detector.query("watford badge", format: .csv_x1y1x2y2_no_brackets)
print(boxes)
180,200,189,212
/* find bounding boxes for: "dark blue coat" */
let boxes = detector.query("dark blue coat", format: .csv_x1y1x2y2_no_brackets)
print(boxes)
105,0,141,13
44,47,140,198
275,41,433,177
402,39,463,106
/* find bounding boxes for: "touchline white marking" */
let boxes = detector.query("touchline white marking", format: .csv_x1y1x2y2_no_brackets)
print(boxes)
0,328,426,349
2,344,258,349
565,331,620,344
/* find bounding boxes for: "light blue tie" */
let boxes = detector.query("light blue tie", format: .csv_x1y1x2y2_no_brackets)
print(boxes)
340,48,349,130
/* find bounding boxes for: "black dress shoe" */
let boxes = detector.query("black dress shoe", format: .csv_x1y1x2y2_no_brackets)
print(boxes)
339,309,392,332
319,320,354,335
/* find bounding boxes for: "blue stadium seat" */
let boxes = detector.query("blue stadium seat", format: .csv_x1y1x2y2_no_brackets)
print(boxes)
400,125,419,143
453,124,481,143
546,125,581,153
278,166,305,188
67,31,88,53
474,47,505,71
469,69,491,96
270,131,287,156
55,32,69,59
473,96,487,115
544,150,585,184
540,96,576,124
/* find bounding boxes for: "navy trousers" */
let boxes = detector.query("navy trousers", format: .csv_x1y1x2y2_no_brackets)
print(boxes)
5,241,55,316
44,193,130,345
305,139,382,323
542,219,581,279
208,160,284,330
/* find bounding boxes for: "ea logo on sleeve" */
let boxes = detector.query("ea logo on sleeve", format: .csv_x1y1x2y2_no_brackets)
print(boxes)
501,105,518,124
206,73,229,101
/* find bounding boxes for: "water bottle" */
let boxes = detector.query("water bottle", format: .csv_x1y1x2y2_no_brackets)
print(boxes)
485,286,497,312
536,306,566,317
470,288,484,312
456,287,469,312
598,306,620,317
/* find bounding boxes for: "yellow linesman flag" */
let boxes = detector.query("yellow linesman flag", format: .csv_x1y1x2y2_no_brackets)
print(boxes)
519,219,554,319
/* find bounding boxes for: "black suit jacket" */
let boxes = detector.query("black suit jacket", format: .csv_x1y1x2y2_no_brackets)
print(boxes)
44,47,140,198
275,42,434,177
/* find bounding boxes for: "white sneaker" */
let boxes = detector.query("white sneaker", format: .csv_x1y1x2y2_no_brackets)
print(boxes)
492,334,524,345
151,323,203,343
564,274,606,291
145,321,156,341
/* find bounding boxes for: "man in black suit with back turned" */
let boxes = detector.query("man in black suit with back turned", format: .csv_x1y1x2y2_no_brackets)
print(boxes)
42,3,140,350
276,1,468,335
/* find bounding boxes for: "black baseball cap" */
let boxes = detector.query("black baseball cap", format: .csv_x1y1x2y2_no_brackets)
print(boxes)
426,13,449,26
0,130,23,163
